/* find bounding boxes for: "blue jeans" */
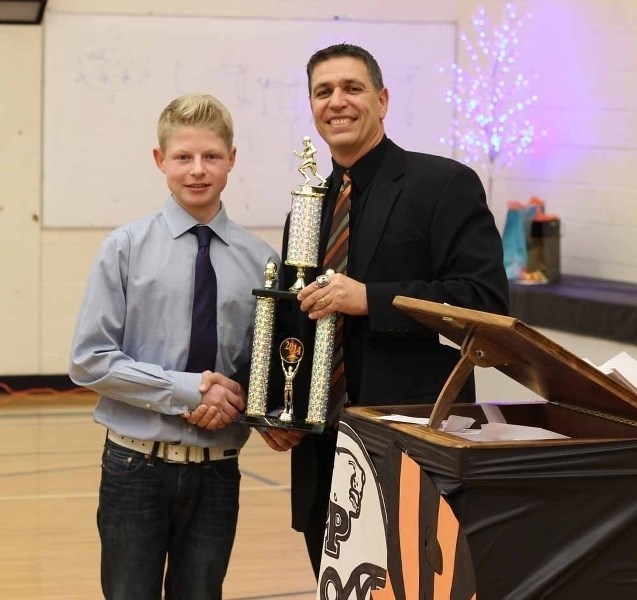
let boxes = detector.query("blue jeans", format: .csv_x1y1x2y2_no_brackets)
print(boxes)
98,440,240,600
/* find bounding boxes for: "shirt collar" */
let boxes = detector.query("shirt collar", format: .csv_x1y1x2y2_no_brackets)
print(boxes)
162,195,232,246
331,135,389,191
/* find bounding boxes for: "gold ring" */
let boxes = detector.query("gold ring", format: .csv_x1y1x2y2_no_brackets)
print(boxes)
319,297,326,305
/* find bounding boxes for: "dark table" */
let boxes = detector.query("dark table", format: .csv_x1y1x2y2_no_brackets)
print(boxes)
509,274,637,344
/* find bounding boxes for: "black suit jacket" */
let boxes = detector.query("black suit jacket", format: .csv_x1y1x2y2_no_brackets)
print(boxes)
273,139,509,531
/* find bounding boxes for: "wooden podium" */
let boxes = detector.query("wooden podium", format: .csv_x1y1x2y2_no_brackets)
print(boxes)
339,297,637,600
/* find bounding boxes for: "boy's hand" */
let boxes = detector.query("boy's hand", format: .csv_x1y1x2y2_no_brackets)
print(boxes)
197,370,241,395
181,371,246,430
258,427,305,451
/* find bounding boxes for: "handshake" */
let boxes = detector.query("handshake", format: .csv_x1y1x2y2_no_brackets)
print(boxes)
180,371,245,431
180,370,304,451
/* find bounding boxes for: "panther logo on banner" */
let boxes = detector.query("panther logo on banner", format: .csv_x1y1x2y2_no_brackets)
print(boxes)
316,422,477,600
317,422,387,600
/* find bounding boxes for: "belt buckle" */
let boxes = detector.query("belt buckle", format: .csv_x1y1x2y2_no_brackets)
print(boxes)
162,442,190,464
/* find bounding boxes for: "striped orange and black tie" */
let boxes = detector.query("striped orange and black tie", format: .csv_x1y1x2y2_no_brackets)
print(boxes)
323,171,351,407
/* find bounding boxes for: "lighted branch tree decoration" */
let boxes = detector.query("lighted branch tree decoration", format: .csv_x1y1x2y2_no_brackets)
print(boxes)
440,3,545,202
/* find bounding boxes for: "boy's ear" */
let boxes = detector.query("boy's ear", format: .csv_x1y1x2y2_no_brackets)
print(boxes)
227,146,237,172
153,147,166,172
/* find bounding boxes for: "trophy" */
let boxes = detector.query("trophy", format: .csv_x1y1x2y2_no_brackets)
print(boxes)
241,137,336,433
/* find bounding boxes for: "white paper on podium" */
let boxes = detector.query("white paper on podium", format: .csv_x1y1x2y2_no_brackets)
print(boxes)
453,422,570,442
375,414,476,432
375,400,565,442
589,351,637,394
377,414,429,425
481,403,506,423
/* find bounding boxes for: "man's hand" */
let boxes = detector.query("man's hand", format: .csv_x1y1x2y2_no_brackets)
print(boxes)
297,273,368,319
259,427,305,451
181,371,246,430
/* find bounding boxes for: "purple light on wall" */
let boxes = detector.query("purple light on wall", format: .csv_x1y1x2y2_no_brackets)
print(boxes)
440,3,547,188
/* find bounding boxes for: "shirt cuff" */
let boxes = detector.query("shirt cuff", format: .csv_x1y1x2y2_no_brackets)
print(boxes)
170,370,205,412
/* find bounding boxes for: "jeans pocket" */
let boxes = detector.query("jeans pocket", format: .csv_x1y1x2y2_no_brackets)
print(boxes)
101,443,147,477
209,457,241,483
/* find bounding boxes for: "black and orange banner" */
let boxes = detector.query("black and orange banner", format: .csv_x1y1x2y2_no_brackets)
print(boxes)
318,422,476,600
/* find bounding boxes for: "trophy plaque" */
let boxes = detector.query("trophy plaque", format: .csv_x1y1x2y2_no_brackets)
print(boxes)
240,137,337,433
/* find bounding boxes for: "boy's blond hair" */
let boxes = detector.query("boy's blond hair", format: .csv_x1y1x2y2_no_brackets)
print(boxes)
157,94,234,151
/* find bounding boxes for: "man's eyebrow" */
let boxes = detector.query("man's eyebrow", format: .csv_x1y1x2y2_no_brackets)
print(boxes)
312,78,365,92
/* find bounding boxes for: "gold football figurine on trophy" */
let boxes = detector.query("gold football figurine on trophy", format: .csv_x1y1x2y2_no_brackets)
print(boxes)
293,136,327,187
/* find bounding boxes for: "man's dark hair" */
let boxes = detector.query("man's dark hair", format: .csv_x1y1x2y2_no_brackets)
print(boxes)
306,43,384,94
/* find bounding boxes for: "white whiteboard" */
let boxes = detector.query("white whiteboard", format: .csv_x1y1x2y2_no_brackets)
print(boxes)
43,12,454,228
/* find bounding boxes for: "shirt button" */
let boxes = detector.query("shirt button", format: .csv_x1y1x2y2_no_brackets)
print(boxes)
145,403,151,408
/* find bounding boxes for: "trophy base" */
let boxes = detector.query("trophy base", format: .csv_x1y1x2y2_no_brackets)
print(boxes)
237,413,328,434
252,288,298,301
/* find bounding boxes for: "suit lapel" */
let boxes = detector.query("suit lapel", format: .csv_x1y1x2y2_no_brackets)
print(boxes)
351,141,406,280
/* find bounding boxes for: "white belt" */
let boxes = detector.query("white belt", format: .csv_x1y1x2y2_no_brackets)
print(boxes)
107,431,238,464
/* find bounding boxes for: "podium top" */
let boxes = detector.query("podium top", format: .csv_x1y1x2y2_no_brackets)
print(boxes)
393,296,637,423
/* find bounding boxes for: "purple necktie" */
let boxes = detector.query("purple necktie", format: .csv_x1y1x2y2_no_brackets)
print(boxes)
185,226,218,373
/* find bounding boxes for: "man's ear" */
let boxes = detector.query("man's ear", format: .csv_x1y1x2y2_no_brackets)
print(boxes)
152,147,166,173
379,87,389,120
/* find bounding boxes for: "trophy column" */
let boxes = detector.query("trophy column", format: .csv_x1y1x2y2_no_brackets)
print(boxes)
306,311,336,423
286,183,325,291
246,262,278,417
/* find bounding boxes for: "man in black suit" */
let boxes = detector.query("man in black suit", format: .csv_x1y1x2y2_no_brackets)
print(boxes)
260,43,509,578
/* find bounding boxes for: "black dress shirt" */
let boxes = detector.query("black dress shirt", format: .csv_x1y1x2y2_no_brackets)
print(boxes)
323,136,389,404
